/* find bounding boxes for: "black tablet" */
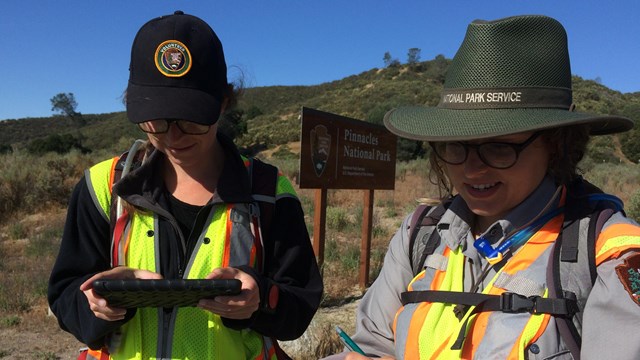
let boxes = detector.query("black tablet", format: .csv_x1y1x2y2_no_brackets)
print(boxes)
92,279,242,308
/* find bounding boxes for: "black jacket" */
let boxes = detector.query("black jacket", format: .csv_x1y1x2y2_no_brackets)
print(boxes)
48,134,323,349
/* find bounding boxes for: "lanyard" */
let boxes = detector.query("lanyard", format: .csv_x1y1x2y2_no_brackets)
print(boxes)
473,193,623,265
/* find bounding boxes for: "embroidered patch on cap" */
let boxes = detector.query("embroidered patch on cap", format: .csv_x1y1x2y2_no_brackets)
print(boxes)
615,253,640,306
155,40,192,77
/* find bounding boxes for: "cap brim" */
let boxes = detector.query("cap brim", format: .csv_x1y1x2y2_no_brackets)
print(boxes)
383,106,634,141
126,82,223,125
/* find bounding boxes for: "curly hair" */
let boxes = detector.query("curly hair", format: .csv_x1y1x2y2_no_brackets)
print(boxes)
427,125,591,198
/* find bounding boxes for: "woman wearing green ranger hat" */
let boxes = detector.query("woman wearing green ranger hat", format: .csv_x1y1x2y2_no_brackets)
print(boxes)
324,15,640,360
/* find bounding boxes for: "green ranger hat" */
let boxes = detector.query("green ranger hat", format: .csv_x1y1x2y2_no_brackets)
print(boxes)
383,15,634,141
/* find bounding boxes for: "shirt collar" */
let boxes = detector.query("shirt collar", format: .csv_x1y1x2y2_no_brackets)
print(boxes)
438,175,560,251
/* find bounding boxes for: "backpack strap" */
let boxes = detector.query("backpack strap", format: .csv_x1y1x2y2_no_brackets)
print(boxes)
109,140,147,267
245,157,293,360
549,178,622,359
400,289,581,351
245,157,279,273
247,158,278,239
409,201,450,275
401,290,579,316
408,204,433,273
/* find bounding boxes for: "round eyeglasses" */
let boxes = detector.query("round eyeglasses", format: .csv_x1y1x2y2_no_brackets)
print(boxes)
430,132,541,169
138,119,211,135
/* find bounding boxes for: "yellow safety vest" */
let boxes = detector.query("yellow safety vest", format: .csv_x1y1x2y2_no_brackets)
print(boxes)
84,155,290,360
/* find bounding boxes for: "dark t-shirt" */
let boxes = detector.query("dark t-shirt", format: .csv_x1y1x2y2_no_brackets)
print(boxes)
167,191,204,239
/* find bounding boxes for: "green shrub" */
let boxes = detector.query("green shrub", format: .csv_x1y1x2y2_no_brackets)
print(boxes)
0,151,95,223
264,151,299,181
1,315,21,327
324,238,339,262
34,351,60,360
26,133,89,155
583,162,640,198
0,144,12,154
340,243,361,271
26,226,62,258
0,278,35,312
627,189,640,223
8,222,27,240
326,206,350,231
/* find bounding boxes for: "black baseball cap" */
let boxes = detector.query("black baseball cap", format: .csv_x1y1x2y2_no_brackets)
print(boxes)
126,11,228,125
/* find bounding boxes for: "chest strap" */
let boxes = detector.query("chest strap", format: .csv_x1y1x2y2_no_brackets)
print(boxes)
401,290,579,316
402,290,580,350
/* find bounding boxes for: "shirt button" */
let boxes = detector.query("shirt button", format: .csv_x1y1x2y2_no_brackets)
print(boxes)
529,343,540,354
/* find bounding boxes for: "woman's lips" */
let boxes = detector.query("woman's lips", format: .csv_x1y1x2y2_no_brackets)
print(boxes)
465,182,500,198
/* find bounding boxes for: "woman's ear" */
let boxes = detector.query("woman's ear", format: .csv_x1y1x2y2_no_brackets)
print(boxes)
219,97,230,115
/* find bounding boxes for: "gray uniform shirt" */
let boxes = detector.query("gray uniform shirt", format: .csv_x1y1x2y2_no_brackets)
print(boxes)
323,177,640,359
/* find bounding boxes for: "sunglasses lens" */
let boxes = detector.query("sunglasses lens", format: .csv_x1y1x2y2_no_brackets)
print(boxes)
434,142,466,164
177,121,210,135
478,143,517,168
138,120,168,134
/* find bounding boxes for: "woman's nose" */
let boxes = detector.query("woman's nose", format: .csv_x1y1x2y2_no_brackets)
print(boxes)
464,148,488,175
166,122,184,139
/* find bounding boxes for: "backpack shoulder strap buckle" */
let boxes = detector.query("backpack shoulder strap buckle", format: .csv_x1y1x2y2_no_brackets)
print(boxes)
500,292,536,313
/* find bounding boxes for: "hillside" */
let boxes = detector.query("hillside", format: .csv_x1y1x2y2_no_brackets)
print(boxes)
1,57,638,161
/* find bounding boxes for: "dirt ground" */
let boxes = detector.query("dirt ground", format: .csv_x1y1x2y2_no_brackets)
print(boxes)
0,301,84,359
0,298,359,359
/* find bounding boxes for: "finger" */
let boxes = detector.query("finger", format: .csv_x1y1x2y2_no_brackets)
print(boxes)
87,295,127,321
198,305,255,319
197,299,257,319
132,269,163,280
93,309,127,322
80,272,105,291
207,267,237,279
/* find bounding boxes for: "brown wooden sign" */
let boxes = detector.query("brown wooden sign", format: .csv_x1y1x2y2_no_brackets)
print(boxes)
299,107,397,190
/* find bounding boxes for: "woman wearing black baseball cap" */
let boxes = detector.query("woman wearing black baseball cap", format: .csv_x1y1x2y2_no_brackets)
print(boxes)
49,11,322,359
326,15,640,360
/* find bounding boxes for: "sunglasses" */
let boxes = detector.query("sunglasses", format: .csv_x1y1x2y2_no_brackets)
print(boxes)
138,119,211,135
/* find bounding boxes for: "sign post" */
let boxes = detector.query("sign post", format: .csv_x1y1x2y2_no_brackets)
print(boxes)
299,107,397,288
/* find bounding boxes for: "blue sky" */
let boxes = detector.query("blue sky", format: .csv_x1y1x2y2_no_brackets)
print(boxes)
1,0,638,121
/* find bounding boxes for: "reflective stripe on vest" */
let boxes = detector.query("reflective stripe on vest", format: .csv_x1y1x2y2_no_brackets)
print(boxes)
85,157,118,222
85,157,279,360
394,214,564,360
595,223,640,265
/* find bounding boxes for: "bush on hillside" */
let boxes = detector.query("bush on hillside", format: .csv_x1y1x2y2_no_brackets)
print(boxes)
0,144,12,154
0,151,92,222
26,134,90,155
627,189,640,223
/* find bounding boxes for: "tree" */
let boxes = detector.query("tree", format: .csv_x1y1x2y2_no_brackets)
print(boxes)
51,92,79,118
51,92,85,126
407,48,421,65
245,105,263,120
383,51,400,68
427,54,449,84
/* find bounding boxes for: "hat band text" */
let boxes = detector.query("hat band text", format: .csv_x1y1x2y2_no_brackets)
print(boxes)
438,87,572,110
